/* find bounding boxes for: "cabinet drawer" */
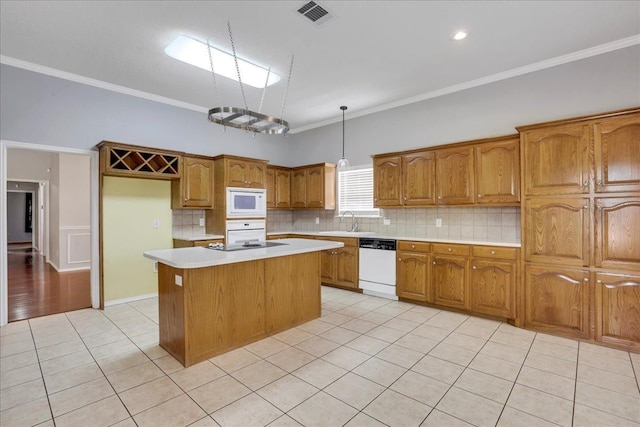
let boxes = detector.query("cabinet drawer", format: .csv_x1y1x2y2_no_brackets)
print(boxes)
398,241,431,253
193,239,223,247
472,246,517,260
314,236,358,247
267,234,290,240
432,243,470,256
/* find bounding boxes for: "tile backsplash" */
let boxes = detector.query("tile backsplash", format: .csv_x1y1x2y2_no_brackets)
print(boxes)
174,206,521,243
268,207,520,243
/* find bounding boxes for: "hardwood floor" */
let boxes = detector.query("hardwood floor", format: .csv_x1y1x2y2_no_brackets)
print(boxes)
7,245,91,322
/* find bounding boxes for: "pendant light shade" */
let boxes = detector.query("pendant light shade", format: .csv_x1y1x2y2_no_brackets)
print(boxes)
337,106,350,169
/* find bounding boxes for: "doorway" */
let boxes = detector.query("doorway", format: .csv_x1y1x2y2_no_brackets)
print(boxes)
0,140,100,325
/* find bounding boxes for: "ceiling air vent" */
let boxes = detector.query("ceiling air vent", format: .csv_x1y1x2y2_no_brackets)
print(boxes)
296,1,333,26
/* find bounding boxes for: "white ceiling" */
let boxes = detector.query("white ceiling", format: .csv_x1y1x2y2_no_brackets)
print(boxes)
1,1,639,132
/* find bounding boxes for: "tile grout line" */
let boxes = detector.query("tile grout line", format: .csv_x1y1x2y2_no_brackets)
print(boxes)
26,318,56,426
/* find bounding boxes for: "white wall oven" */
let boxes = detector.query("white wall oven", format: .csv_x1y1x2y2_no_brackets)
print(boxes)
226,187,267,218
226,219,266,245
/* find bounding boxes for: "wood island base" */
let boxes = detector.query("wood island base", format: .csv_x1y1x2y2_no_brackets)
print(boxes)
158,251,321,367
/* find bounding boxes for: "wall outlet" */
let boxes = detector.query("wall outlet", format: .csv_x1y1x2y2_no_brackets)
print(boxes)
383,217,391,225
175,274,182,286
153,219,160,229
436,218,442,227
153,261,158,273
315,217,320,224
199,217,205,227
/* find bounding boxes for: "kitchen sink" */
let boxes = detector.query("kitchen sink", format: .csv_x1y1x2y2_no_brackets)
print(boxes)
317,231,376,236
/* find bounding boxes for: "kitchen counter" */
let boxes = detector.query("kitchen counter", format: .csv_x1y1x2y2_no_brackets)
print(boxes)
267,231,521,248
145,238,343,269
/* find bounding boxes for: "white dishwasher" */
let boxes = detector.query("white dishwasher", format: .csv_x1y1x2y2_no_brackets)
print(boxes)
358,238,398,300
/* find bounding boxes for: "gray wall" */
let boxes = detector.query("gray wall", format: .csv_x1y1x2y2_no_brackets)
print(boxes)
290,46,640,166
0,64,293,165
7,191,32,243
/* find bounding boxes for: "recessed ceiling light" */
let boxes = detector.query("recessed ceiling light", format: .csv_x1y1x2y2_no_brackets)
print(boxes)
452,30,468,41
164,34,280,88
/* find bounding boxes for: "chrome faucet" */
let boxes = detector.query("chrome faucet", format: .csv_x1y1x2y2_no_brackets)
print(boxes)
340,210,358,232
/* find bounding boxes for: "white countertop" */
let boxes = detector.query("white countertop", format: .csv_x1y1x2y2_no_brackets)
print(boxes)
144,238,343,269
172,234,225,241
268,231,521,248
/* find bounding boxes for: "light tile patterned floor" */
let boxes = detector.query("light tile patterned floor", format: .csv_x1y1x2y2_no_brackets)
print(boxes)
1,286,639,427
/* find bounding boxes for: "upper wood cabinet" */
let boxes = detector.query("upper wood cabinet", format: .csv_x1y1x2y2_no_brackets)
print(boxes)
291,164,336,210
524,198,590,266
402,151,436,206
475,138,520,204
521,123,590,196
215,155,267,188
266,166,291,209
374,155,402,206
594,115,640,193
524,265,591,339
98,141,181,180
595,198,640,272
436,146,475,205
595,272,640,352
171,156,214,209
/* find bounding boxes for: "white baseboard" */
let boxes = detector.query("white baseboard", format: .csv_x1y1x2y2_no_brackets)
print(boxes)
48,260,90,273
105,293,158,307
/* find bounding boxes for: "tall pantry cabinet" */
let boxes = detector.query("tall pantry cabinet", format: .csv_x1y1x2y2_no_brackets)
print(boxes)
518,108,640,351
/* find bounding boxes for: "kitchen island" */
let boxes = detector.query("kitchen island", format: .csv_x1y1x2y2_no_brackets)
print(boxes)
144,238,343,366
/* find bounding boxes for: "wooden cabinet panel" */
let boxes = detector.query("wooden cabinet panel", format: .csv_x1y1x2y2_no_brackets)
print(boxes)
524,265,590,339
470,259,515,318
374,156,402,207
226,159,248,187
172,156,214,209
397,241,431,253
522,123,590,195
266,168,276,208
595,272,640,351
524,198,590,266
475,139,520,204
402,151,436,206
275,169,291,209
291,170,307,208
472,246,517,260
594,115,640,193
306,166,326,208
246,162,266,188
436,146,474,205
335,247,359,289
224,158,266,188
397,251,431,302
432,255,468,310
595,198,640,271
432,243,470,256
98,141,181,179
320,249,336,283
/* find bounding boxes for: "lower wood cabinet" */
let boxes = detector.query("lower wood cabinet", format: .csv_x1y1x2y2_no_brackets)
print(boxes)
396,241,432,302
524,265,591,339
595,271,640,351
317,237,359,290
469,246,518,318
173,238,223,248
432,255,468,310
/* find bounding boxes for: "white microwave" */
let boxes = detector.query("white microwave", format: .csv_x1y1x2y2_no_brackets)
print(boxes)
226,187,267,218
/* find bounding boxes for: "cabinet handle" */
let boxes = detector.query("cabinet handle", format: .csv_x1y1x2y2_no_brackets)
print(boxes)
184,198,187,202
477,194,482,198
490,250,495,255
597,180,602,186
583,180,588,186
438,196,442,199
472,265,477,269
583,277,589,282
596,204,602,210
432,261,436,265
583,205,588,209
448,248,452,252
398,258,402,261
596,279,602,284
404,197,407,201
411,244,415,249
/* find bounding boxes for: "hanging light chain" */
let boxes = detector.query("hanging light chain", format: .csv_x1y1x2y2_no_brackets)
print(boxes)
279,54,295,123
207,38,225,125
227,21,249,111
258,66,271,114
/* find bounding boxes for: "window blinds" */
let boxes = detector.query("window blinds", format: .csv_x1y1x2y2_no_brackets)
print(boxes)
338,167,380,217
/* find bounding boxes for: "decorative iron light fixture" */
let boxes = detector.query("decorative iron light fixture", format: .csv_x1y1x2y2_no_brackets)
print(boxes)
207,22,294,135
337,106,349,169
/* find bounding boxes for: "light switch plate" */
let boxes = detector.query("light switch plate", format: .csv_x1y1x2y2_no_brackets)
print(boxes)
199,218,205,227
383,217,391,225
175,274,182,286
153,219,160,228
436,218,442,227
315,217,320,224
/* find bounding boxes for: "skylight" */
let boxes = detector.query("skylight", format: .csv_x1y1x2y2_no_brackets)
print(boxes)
164,34,280,88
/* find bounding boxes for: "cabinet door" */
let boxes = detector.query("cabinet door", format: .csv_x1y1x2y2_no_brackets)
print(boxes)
475,139,520,204
182,157,213,208
397,251,430,302
320,249,335,284
275,169,291,209
470,260,515,318
246,162,266,188
595,272,640,351
432,255,468,309
306,166,325,208
524,198,590,266
522,124,590,195
266,168,276,208
595,198,640,271
402,151,436,206
374,156,402,207
226,159,248,187
525,265,590,339
291,170,307,208
436,146,474,205
335,247,358,289
594,115,640,193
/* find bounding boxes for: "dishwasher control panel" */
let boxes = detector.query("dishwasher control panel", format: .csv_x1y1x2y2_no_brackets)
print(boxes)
359,238,396,251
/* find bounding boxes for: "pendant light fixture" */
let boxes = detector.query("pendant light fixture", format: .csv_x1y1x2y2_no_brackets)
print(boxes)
337,106,350,169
